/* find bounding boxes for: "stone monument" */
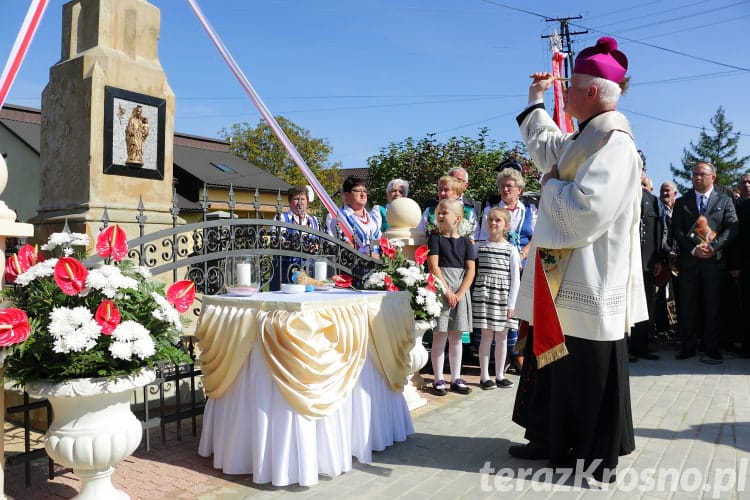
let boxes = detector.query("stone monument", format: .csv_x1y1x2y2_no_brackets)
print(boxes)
30,0,176,241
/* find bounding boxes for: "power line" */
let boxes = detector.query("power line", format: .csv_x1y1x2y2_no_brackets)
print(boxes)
621,106,750,137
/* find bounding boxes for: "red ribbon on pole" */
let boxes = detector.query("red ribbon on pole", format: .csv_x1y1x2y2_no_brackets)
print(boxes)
0,0,50,110
185,0,355,244
551,50,574,134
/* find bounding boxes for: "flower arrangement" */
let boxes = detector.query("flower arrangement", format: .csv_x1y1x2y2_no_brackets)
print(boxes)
363,237,443,324
0,225,195,385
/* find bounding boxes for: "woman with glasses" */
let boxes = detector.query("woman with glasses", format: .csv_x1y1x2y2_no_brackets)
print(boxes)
325,176,382,254
374,178,409,232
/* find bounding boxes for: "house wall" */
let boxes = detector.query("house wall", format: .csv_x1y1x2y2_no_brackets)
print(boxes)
0,125,41,222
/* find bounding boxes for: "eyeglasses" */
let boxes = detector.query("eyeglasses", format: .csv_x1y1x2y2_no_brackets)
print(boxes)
349,188,368,194
692,172,712,178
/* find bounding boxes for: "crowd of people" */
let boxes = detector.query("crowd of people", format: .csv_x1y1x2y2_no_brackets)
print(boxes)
271,36,748,482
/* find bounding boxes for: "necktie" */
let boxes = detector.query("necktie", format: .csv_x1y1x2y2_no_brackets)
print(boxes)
699,195,707,215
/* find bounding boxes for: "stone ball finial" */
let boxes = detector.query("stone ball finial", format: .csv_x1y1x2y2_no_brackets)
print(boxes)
386,197,422,229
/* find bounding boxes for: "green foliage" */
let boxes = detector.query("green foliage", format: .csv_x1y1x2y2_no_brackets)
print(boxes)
366,128,539,208
221,116,342,202
670,107,749,193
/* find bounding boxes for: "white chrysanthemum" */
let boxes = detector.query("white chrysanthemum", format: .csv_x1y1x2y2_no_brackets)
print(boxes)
48,306,100,353
396,266,421,287
151,292,183,331
109,342,133,361
134,266,152,279
363,271,387,288
391,239,405,248
86,265,139,298
458,219,473,238
110,320,155,361
132,337,156,359
14,258,59,286
41,232,89,251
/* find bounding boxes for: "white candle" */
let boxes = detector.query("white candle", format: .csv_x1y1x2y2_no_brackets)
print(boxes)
314,261,328,281
237,263,252,286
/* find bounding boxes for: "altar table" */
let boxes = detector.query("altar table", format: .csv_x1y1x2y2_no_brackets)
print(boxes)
195,290,416,486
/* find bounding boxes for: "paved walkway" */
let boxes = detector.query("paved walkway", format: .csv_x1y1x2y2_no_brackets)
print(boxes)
5,343,750,499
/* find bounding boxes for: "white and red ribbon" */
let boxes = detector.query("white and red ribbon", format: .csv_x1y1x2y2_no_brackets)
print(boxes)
185,0,355,244
0,0,50,110
551,50,574,134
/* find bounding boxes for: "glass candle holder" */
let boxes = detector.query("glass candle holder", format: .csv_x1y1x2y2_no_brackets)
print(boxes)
225,254,260,295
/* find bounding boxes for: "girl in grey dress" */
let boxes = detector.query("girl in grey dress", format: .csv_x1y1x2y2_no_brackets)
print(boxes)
427,199,476,396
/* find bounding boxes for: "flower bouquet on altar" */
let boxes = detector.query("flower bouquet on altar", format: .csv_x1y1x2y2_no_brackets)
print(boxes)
0,225,195,385
363,237,443,324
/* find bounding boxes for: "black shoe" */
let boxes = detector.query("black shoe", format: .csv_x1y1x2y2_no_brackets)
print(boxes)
675,352,695,360
496,378,514,388
705,351,723,361
479,379,496,390
433,380,447,396
508,442,550,460
450,379,471,394
628,355,638,363
635,352,660,360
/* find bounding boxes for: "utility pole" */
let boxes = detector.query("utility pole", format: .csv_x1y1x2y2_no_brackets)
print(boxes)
541,16,588,79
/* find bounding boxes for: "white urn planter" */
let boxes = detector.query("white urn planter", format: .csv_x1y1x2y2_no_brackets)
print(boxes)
403,320,434,411
25,369,156,500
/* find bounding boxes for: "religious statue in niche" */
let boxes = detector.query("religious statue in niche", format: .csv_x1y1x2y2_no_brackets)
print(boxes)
125,105,150,165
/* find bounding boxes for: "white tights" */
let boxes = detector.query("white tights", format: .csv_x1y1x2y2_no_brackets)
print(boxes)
479,328,508,381
431,330,463,383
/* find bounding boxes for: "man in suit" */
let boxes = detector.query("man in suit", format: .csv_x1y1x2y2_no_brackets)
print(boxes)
629,171,663,361
654,181,678,336
730,173,750,357
672,161,738,361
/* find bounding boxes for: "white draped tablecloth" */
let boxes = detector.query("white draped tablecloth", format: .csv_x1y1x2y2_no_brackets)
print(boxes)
195,290,416,486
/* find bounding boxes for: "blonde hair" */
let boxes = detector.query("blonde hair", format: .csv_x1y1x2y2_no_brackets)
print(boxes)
436,198,464,218
438,175,465,197
488,207,511,230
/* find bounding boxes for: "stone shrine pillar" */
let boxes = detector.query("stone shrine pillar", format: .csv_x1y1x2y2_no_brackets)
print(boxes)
0,154,35,499
30,0,176,241
384,197,430,411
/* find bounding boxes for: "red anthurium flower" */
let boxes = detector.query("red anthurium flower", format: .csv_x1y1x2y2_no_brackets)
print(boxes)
95,300,121,335
96,224,129,262
54,257,89,296
426,273,437,293
4,254,24,284
379,237,396,259
167,280,195,313
331,274,353,288
0,308,31,347
414,245,429,266
384,275,399,292
18,244,43,268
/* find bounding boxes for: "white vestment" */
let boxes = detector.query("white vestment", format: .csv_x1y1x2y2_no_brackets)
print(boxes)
516,108,648,342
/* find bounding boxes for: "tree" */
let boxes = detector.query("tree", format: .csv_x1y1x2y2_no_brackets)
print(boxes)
670,107,749,193
221,116,342,197
367,128,538,210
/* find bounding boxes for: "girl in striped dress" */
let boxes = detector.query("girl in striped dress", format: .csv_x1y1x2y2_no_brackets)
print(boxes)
472,207,520,389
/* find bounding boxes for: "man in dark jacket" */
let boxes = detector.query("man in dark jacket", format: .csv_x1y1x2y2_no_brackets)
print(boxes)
629,171,663,360
672,162,738,361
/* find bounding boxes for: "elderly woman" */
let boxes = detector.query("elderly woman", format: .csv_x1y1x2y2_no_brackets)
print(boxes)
325,176,382,254
375,178,409,231
477,167,537,374
272,186,321,289
478,167,537,264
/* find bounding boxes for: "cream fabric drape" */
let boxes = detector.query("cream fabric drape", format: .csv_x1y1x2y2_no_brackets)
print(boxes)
194,291,414,418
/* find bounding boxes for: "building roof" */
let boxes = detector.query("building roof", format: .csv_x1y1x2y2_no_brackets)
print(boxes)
0,105,41,152
0,104,292,194
339,167,369,183
173,140,290,192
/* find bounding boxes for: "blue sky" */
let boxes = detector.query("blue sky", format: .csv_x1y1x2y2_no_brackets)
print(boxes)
3,0,750,191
